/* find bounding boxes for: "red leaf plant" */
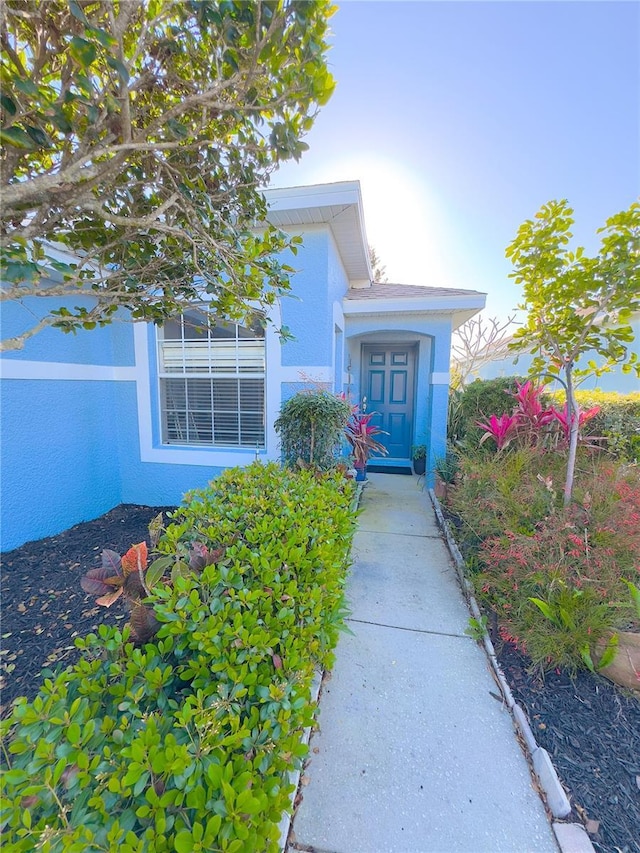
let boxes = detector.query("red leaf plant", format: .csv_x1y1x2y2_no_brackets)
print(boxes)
476,413,519,450
552,403,601,443
81,518,224,643
344,410,388,469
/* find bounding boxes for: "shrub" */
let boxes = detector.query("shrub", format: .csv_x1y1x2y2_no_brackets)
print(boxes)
0,464,356,852
550,389,640,462
448,376,526,451
274,391,353,470
473,463,640,673
449,447,565,555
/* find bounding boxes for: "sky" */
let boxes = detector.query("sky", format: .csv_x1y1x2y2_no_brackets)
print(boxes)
271,0,640,323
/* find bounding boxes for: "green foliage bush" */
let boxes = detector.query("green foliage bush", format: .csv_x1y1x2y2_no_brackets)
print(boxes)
0,464,356,852
448,376,526,450
451,448,640,672
274,391,353,470
551,389,640,462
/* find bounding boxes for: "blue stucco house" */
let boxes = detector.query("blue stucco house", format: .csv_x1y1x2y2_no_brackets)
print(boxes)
1,181,485,551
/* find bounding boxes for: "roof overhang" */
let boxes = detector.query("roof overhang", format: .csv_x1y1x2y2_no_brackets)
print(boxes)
343,292,486,330
264,181,372,284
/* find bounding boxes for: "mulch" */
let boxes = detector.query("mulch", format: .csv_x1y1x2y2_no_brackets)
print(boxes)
498,640,640,853
1,505,639,853
0,504,174,716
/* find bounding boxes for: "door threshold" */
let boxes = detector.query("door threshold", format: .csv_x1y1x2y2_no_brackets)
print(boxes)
367,460,413,475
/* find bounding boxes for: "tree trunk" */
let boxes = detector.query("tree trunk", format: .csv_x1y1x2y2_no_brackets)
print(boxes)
563,365,580,507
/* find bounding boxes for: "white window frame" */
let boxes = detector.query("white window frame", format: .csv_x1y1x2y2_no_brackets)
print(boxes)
157,314,266,449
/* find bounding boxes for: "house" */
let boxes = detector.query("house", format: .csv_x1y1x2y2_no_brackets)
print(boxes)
460,315,640,393
0,181,486,551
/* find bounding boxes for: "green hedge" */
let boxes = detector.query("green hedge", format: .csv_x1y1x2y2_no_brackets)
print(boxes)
0,464,356,852
551,388,640,462
448,376,525,449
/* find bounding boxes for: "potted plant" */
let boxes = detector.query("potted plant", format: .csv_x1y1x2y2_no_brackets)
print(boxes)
433,449,459,501
344,410,388,481
411,444,427,475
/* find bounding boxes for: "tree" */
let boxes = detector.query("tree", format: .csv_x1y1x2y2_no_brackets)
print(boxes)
369,244,388,282
506,199,640,505
450,312,516,386
0,0,336,351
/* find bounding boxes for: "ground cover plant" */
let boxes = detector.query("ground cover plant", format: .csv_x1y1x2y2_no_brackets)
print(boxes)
0,463,356,852
443,376,640,852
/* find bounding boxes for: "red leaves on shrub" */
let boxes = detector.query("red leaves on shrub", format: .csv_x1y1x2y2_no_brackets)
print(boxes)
476,413,519,450
121,542,148,577
81,549,125,607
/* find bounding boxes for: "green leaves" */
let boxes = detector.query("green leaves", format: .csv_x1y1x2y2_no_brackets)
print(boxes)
506,199,640,503
1,0,336,351
69,36,98,69
1,465,356,851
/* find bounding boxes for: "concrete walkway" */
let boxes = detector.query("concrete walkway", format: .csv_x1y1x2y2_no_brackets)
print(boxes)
288,473,558,853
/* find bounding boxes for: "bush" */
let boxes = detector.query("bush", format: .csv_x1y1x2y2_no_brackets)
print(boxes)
470,461,640,673
274,391,353,470
448,376,526,450
550,389,640,462
449,447,565,555
0,464,356,852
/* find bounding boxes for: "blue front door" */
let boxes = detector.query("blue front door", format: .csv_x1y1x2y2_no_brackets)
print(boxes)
362,344,416,459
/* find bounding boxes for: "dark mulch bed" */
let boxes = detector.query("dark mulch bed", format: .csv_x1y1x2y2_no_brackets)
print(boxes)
0,504,174,715
498,640,640,853
1,507,639,853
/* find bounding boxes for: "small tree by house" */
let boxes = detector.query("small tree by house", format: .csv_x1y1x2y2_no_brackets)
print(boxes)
506,199,640,505
0,0,335,351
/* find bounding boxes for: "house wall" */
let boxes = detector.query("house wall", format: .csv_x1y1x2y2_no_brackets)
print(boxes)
1,227,349,549
1,296,130,550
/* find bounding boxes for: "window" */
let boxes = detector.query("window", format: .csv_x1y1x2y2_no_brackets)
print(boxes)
158,312,265,448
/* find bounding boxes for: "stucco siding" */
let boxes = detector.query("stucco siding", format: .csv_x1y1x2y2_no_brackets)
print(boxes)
279,229,332,368
1,378,122,551
1,296,135,366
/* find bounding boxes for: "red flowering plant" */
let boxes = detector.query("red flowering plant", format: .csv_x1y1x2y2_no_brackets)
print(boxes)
344,410,388,470
474,466,640,673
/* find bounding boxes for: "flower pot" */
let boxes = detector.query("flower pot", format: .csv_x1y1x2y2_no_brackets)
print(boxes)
595,631,640,694
413,457,426,476
355,466,367,482
434,475,448,502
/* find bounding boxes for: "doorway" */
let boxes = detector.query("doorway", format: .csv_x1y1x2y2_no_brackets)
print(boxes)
362,344,416,459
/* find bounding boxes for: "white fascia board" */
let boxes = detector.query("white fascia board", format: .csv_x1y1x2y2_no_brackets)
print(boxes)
343,294,487,316
265,182,373,284
264,182,362,212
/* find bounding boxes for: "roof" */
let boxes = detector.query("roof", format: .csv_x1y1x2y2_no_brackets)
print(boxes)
344,282,487,330
264,182,371,284
345,283,486,301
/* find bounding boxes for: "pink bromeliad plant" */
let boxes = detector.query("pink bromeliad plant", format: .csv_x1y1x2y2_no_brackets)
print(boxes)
344,410,388,470
510,380,556,430
476,380,600,452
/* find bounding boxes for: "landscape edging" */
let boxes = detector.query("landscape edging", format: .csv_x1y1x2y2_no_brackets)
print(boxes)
428,487,596,853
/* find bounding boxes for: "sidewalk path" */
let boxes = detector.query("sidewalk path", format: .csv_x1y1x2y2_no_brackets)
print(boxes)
288,473,558,853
